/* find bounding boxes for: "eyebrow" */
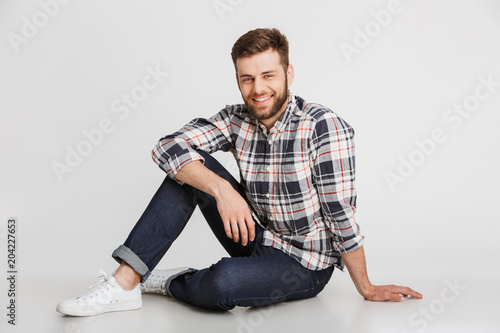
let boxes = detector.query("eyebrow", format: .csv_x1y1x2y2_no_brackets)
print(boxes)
239,70,278,78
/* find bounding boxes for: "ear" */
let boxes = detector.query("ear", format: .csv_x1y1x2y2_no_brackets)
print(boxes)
286,64,295,87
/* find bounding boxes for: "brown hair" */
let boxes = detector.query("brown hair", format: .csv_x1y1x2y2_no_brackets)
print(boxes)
231,28,289,73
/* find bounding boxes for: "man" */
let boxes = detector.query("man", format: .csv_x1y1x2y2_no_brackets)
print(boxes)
57,28,422,316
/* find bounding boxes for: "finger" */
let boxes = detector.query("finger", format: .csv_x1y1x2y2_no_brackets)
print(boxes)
231,220,240,243
387,291,405,302
246,214,255,242
238,219,248,246
393,286,423,299
223,219,233,239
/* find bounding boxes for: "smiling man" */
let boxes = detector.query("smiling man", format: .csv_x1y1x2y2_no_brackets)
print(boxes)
237,49,291,125
57,28,422,316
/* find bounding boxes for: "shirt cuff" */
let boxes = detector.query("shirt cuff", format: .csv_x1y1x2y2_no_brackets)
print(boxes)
333,233,364,253
164,152,205,185
152,138,205,184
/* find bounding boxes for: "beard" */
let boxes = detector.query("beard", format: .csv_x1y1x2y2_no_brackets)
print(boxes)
243,79,289,122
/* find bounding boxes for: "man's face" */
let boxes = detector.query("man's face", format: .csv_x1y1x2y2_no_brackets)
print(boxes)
235,49,294,128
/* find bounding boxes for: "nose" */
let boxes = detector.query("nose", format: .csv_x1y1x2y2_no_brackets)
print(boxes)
252,77,265,95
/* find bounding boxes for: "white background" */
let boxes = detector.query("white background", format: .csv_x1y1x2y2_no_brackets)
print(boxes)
1,0,499,332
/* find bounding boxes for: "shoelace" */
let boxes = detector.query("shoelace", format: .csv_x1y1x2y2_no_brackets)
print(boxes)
79,269,114,302
88,269,109,290
143,273,166,291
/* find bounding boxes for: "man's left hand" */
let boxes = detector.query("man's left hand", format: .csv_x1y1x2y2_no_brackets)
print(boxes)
341,246,423,302
363,284,423,302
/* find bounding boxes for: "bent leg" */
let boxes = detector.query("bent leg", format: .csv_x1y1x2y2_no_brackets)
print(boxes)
168,238,335,311
112,151,255,282
195,151,256,258
112,173,198,282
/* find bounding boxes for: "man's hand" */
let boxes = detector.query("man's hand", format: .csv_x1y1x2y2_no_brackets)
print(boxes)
341,246,423,302
362,284,423,302
214,184,255,246
175,160,255,246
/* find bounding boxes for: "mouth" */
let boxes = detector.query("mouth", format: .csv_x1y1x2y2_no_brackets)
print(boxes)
251,95,273,106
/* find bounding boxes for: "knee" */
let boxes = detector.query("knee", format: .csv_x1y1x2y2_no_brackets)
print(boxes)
187,260,238,311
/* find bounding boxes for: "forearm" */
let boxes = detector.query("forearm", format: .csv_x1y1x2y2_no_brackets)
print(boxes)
175,160,231,200
340,245,372,298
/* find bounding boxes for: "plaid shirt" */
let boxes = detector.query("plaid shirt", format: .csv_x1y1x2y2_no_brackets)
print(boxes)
151,94,364,271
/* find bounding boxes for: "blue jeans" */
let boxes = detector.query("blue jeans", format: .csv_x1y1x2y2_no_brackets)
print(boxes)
112,151,334,310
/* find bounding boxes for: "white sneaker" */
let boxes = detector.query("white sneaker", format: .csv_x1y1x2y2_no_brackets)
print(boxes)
141,267,194,296
56,269,142,316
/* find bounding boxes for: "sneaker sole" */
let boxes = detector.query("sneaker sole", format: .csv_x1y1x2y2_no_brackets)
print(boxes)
56,299,143,316
140,286,169,295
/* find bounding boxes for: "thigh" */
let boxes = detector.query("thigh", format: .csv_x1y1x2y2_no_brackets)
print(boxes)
169,242,335,310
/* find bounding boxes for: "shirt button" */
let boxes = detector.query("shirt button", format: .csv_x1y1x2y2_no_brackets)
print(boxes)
270,216,274,221
266,166,271,171
266,193,270,198
268,140,272,145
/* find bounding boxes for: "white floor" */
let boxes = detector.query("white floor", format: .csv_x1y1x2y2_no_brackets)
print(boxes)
2,263,498,333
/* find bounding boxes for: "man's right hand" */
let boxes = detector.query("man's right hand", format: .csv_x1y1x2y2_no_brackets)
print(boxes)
175,160,255,246
214,184,255,246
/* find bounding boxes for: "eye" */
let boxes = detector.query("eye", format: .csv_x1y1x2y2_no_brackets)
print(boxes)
264,75,273,79
242,77,253,83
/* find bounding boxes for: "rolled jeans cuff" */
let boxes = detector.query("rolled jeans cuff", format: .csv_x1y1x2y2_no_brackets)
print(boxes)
112,244,150,283
165,268,197,297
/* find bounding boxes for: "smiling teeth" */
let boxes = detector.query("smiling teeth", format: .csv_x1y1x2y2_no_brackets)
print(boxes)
255,96,271,102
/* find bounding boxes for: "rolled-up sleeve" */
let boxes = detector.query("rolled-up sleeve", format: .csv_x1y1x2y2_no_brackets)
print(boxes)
311,112,364,253
151,108,234,181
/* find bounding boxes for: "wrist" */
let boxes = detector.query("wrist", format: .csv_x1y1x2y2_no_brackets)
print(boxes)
210,178,232,200
359,283,375,299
